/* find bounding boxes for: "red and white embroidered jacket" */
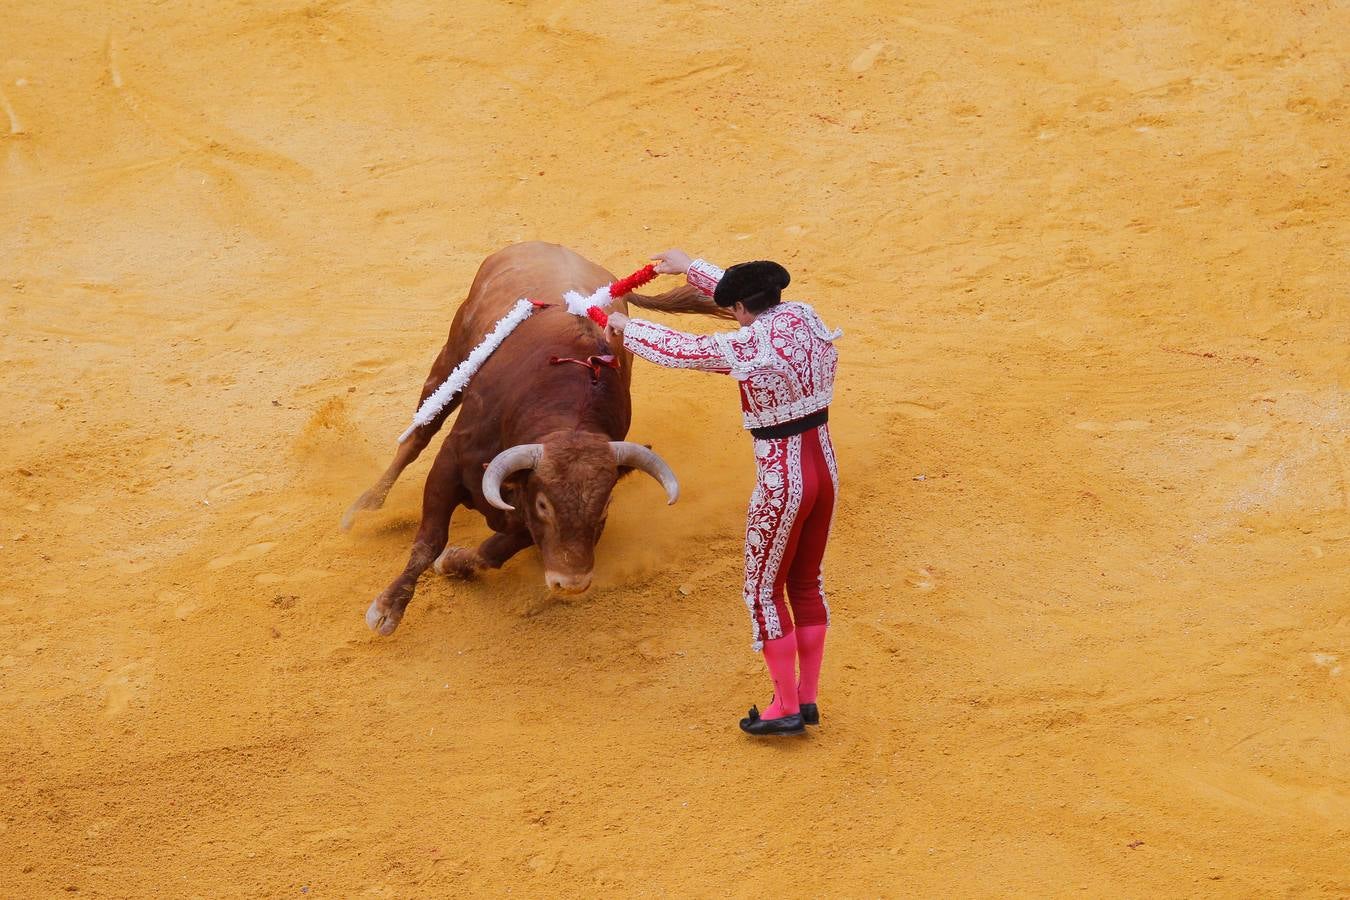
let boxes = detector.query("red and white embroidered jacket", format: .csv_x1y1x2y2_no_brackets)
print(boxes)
623,259,842,430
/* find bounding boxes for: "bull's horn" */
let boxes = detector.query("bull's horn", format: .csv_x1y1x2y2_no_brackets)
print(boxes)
482,444,543,510
611,442,680,505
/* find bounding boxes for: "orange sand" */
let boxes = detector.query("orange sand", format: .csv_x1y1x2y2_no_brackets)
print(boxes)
3,2,1348,896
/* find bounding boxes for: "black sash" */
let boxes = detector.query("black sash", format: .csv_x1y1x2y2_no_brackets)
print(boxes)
750,407,829,441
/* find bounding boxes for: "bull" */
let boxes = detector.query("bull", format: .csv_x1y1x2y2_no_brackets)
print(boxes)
346,242,726,635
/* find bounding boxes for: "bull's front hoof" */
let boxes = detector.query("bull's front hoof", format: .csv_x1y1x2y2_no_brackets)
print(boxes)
365,598,403,636
433,546,482,579
545,571,593,594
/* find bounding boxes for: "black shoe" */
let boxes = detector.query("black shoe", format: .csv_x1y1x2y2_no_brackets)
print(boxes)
738,705,806,736
800,702,820,726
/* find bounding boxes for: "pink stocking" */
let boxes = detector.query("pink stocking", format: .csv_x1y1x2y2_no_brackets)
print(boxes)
760,632,800,719
795,624,827,704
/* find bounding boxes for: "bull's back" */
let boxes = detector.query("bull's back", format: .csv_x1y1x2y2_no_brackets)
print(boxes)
451,243,616,352
442,243,634,440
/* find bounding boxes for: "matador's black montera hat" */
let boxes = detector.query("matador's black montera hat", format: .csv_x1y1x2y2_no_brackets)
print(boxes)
713,260,791,308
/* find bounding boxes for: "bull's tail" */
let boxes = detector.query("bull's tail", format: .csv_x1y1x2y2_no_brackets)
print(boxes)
626,285,735,320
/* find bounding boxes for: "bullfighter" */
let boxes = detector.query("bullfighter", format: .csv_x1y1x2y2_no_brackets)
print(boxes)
607,249,841,737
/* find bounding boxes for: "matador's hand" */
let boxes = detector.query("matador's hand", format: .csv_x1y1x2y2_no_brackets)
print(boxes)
651,249,693,275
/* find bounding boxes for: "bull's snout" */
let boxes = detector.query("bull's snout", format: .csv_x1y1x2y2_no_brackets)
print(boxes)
545,570,593,594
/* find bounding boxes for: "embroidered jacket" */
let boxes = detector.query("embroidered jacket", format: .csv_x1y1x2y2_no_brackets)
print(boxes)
623,259,842,430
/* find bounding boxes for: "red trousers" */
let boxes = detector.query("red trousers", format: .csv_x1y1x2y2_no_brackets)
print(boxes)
743,424,838,650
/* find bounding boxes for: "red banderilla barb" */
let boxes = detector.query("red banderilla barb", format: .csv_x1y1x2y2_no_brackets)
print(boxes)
549,354,619,382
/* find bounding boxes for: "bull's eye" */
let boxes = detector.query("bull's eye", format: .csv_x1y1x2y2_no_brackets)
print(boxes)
536,496,550,518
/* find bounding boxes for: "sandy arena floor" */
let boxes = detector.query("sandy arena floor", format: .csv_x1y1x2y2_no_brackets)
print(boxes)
3,1,1348,896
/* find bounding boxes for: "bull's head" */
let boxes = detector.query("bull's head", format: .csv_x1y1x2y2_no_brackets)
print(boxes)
480,433,679,593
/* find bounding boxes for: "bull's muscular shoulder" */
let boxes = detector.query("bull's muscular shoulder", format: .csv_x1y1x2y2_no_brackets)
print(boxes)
475,242,613,299
490,240,568,260
484,241,593,273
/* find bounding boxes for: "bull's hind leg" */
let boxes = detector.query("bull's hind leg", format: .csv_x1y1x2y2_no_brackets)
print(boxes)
342,343,463,531
365,443,464,636
434,529,533,579
341,432,425,530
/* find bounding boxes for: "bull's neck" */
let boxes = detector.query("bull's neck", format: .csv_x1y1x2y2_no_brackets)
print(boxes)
505,374,630,442
497,331,631,442
526,406,622,440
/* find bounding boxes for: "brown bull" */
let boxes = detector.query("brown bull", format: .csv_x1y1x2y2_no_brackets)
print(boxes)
347,242,726,635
